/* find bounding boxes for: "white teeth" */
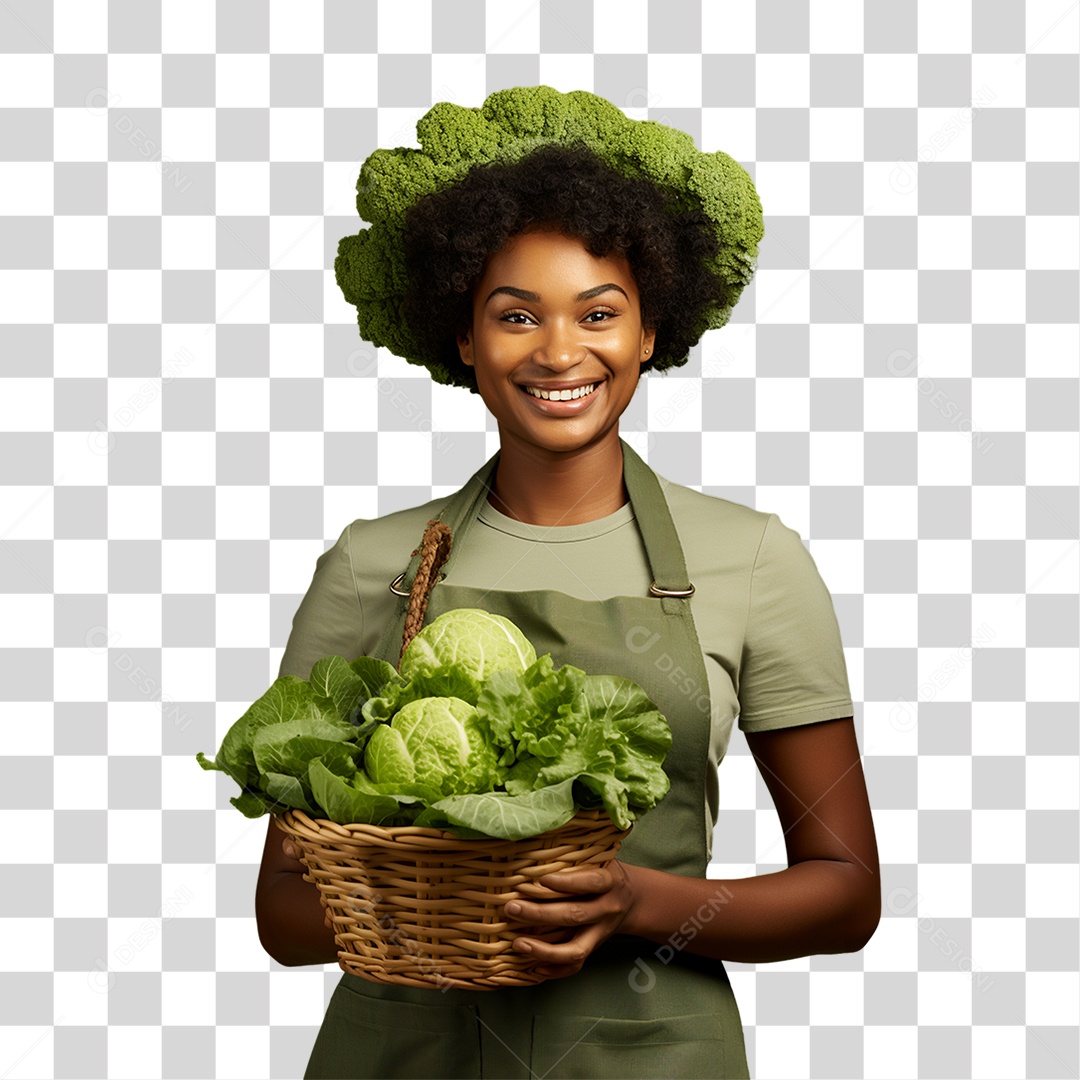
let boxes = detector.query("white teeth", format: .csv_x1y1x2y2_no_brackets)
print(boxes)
524,382,597,401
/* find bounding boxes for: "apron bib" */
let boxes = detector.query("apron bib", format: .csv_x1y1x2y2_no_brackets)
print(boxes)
304,439,750,1080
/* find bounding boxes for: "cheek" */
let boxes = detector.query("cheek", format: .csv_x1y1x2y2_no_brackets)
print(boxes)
470,340,516,381
469,360,508,408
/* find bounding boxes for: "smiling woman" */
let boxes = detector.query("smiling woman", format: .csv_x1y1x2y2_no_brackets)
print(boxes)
256,86,878,1080
396,138,728,525
456,228,655,524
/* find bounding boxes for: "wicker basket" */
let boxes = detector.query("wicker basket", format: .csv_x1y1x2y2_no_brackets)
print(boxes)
272,518,631,990
274,805,630,989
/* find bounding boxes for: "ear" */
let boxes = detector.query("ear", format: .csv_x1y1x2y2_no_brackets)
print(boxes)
641,325,658,365
457,329,474,368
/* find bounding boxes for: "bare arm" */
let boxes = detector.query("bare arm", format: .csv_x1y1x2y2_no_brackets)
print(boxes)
621,716,880,962
254,816,340,967
504,716,881,972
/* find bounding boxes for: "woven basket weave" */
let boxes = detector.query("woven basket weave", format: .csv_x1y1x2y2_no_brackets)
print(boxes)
272,518,631,990
275,805,629,989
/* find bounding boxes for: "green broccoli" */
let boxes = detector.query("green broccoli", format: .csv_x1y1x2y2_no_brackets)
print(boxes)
335,85,763,390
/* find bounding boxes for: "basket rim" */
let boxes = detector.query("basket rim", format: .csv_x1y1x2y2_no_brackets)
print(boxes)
275,804,622,844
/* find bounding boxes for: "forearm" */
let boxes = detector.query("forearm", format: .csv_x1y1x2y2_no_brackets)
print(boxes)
622,859,879,965
255,871,341,968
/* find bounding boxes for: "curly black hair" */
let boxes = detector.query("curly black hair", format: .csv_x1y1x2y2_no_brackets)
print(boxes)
399,142,729,393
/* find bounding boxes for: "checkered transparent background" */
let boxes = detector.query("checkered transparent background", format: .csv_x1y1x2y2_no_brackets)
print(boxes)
1,1,1078,1077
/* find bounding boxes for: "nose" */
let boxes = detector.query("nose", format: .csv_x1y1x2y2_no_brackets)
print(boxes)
534,318,586,368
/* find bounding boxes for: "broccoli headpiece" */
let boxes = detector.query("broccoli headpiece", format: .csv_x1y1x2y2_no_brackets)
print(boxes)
335,85,764,391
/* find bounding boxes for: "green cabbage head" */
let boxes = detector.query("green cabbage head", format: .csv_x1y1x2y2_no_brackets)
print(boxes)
399,608,537,704
364,694,500,797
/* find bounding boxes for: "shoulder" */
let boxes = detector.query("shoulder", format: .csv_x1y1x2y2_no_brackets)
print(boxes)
656,471,770,529
650,468,777,563
346,493,452,544
338,492,455,588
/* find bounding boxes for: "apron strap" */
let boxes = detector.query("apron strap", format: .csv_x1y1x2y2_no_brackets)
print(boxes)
619,439,695,598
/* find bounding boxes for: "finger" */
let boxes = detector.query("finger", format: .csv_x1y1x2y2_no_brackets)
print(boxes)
504,895,612,928
535,867,613,895
532,960,586,981
514,923,606,967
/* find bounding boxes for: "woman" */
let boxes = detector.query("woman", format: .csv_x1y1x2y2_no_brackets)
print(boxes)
255,89,880,1079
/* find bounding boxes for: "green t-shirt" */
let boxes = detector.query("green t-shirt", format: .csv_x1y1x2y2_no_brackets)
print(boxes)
278,469,854,843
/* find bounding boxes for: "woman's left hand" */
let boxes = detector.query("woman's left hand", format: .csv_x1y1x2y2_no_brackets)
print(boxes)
502,859,640,979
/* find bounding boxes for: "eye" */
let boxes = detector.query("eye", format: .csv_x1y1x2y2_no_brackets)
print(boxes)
498,308,618,325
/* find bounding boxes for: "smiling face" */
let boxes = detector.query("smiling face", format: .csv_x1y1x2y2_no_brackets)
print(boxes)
456,227,657,459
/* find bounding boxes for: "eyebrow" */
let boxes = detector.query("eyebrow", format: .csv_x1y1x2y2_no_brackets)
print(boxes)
483,283,629,306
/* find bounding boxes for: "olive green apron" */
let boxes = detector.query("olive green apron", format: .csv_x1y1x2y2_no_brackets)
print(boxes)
304,438,750,1080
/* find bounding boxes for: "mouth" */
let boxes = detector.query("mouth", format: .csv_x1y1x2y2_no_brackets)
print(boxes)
519,381,600,402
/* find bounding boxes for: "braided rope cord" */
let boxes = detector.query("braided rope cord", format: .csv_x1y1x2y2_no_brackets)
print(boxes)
400,519,453,667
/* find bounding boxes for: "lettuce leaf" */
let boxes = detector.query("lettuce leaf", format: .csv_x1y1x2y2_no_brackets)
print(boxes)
196,676,346,788
263,772,319,815
475,659,670,830
197,614,674,840
309,759,402,826
414,777,578,840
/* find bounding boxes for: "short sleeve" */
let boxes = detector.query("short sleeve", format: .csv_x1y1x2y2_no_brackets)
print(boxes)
278,523,365,681
737,513,853,733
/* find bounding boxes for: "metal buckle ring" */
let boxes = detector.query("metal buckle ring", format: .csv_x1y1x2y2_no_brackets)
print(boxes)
389,571,445,596
648,580,695,598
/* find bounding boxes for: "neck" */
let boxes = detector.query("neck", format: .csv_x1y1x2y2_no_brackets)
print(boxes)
486,429,628,526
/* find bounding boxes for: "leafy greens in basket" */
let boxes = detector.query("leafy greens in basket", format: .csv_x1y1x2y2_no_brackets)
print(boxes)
196,609,671,840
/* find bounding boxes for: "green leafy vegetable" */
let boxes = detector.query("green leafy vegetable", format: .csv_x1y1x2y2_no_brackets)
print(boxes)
362,609,537,720
309,759,402,827
413,777,579,841
335,85,764,392
400,609,536,696
195,676,344,789
196,609,672,839
366,695,501,797
309,654,401,724
477,654,672,830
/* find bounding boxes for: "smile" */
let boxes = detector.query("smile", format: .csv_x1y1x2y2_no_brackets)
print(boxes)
521,382,598,401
